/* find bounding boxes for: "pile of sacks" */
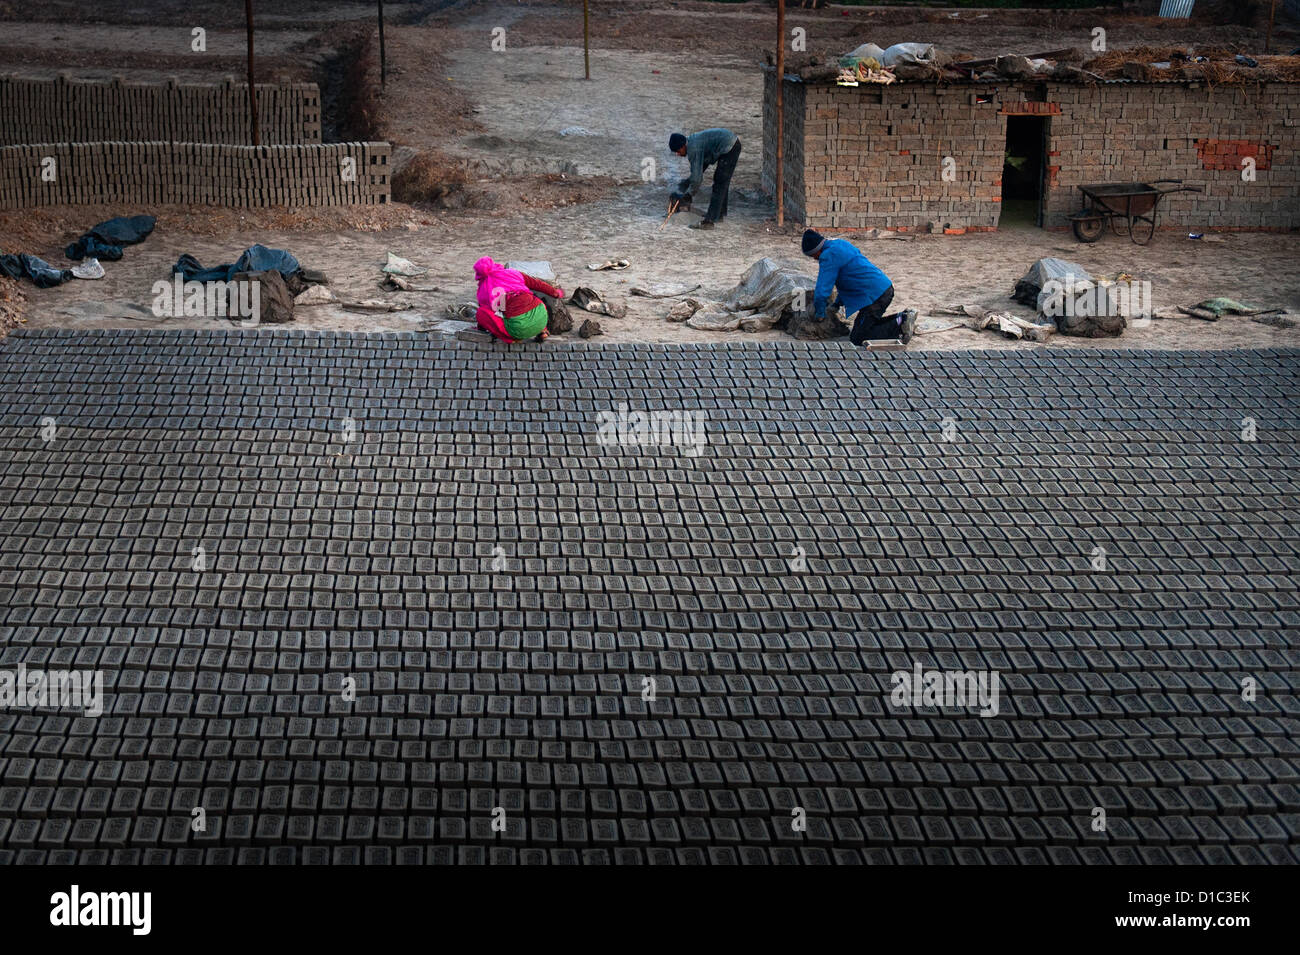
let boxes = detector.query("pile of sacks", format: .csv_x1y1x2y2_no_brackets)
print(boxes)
1012,257,1147,338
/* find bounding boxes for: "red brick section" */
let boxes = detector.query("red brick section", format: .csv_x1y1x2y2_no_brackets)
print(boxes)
1000,102,1061,115
1195,139,1277,171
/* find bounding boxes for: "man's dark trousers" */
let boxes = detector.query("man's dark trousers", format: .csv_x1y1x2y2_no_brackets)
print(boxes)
848,285,898,345
705,139,741,222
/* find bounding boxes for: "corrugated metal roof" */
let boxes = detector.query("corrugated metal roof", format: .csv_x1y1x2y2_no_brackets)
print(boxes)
1158,0,1196,17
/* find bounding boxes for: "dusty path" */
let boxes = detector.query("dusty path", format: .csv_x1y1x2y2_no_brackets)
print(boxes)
442,45,763,184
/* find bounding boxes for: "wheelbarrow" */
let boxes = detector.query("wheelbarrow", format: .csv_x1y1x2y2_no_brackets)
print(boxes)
1069,180,1203,245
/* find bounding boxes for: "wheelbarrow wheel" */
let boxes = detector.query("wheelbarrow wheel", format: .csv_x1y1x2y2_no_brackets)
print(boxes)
1072,211,1104,243
1130,215,1156,246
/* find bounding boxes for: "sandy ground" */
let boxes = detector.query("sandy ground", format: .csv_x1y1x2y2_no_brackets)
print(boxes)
443,45,762,183
508,0,1296,60
0,23,317,56
2,2,1299,350
16,185,1300,350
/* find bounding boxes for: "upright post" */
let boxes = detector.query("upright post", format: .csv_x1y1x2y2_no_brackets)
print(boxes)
245,0,259,145
775,0,785,226
378,0,387,88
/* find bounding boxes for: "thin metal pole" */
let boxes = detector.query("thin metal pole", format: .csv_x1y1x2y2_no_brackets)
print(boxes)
245,0,259,145
1265,0,1276,53
775,0,785,227
584,1,591,80
378,0,387,88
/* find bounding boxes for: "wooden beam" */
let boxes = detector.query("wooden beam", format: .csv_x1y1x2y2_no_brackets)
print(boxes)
776,0,785,228
245,0,259,146
378,0,387,88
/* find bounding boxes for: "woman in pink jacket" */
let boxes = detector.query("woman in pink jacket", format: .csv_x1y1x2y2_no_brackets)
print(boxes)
473,257,565,344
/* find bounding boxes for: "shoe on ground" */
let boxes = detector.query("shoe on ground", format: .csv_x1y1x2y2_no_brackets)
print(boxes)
899,308,918,344
689,220,715,230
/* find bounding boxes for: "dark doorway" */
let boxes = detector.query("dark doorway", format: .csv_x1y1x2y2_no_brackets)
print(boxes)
1001,116,1048,227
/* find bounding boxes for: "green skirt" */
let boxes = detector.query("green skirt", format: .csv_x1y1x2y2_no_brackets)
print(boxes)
504,302,548,341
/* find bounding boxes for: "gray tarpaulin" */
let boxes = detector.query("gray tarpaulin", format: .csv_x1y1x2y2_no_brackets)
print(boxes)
1012,257,1128,338
1012,257,1094,313
686,258,816,332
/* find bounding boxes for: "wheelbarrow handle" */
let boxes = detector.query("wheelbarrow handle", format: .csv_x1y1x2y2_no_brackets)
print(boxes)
1152,179,1204,195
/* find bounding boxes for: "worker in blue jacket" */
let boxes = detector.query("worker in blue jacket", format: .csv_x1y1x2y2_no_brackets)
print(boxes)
802,229,916,345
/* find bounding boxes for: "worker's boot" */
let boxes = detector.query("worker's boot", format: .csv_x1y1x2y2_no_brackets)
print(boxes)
899,309,918,344
689,220,715,231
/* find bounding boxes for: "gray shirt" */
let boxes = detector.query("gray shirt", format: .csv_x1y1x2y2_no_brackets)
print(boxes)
678,128,739,196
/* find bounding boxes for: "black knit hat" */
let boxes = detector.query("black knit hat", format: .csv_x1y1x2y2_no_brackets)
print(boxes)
801,229,825,256
668,133,687,152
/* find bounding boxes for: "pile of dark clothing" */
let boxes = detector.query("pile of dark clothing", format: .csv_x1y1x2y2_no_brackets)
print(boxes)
0,253,72,289
65,215,156,262
2,213,157,289
173,244,313,324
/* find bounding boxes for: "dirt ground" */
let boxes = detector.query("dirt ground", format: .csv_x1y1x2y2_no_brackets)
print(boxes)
2,0,1298,349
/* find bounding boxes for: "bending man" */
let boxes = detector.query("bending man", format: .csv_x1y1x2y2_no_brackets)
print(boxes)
802,229,916,345
669,128,741,231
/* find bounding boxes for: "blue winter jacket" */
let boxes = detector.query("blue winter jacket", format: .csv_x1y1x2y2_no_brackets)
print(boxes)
812,238,892,318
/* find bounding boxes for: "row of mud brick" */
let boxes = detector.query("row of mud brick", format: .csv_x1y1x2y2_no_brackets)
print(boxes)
0,142,391,210
0,74,321,146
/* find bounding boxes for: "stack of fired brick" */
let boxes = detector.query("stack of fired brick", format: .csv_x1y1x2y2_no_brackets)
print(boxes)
0,142,391,210
0,75,321,146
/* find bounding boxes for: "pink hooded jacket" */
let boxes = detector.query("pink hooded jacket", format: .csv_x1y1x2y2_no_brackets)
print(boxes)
474,257,534,343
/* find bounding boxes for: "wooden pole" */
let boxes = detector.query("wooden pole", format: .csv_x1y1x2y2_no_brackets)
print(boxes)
1265,0,1276,53
378,0,387,88
775,0,785,227
245,0,259,146
584,1,591,80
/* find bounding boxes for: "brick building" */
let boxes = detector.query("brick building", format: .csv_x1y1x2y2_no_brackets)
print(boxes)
762,69,1300,233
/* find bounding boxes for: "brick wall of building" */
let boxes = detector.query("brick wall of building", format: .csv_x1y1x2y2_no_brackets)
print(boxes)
0,141,390,210
783,78,1006,230
1044,82,1299,230
766,74,1300,232
0,75,322,146
761,71,806,223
